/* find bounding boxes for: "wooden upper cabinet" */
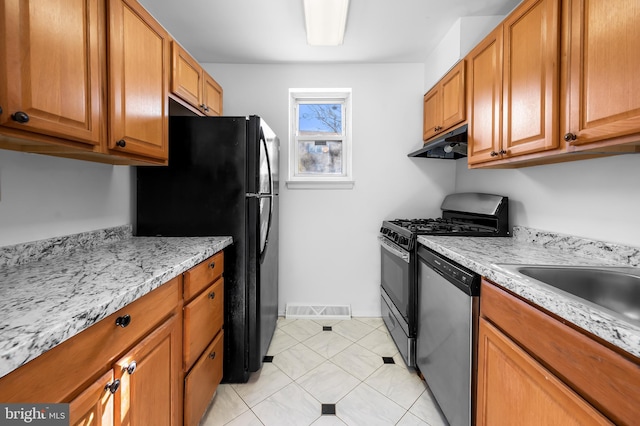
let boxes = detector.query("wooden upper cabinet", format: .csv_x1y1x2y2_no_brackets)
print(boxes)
502,0,560,157
468,0,560,166
423,87,440,140
423,60,465,141
202,73,223,116
0,0,104,147
564,0,640,150
467,26,503,165
108,0,170,163
171,42,223,117
440,61,465,131
172,42,202,108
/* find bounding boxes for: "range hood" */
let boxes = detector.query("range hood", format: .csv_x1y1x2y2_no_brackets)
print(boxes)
408,124,468,159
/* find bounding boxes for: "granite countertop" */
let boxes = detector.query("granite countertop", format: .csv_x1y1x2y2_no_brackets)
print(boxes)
0,227,232,379
417,227,640,359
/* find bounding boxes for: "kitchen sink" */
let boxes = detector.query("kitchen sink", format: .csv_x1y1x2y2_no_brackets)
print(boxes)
495,264,640,323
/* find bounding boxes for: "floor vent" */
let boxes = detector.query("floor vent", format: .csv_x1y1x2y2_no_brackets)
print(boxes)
285,304,351,320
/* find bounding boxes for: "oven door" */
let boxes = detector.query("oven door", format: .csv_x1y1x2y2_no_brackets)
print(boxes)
379,236,412,333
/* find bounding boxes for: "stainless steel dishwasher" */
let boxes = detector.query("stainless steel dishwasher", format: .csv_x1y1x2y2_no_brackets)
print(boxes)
417,245,480,426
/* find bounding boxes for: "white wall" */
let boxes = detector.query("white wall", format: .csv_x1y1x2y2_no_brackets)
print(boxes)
454,155,640,247
0,150,133,247
204,63,456,316
423,16,503,91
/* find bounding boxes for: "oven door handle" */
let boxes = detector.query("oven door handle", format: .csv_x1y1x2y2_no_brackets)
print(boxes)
378,236,410,263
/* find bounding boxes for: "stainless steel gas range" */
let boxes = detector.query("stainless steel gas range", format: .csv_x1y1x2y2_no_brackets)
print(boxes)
379,193,510,369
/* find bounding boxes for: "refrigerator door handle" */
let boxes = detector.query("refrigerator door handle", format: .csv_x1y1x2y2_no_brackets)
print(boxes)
259,128,274,262
246,193,273,199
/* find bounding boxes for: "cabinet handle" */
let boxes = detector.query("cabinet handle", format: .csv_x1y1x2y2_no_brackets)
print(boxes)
115,314,131,328
209,261,216,269
203,105,210,113
105,379,120,394
564,132,577,142
11,111,29,123
0,106,3,115
115,139,126,148
209,351,216,360
499,149,507,155
490,151,499,157
208,291,216,300
126,361,137,375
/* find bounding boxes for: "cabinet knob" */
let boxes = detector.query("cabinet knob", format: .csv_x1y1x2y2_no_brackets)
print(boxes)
105,379,120,394
126,361,137,375
115,139,126,148
209,261,216,269
11,111,29,123
564,132,577,142
208,291,216,300
0,106,3,115
490,151,499,157
115,314,131,328
202,105,210,113
209,351,216,360
499,149,507,155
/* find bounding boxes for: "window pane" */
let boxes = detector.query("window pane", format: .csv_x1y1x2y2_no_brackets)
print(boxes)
299,104,342,135
297,140,343,174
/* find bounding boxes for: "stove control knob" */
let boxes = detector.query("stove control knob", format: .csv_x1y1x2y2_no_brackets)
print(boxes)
401,236,409,245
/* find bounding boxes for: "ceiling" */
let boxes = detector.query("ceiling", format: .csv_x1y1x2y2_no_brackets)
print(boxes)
137,0,522,64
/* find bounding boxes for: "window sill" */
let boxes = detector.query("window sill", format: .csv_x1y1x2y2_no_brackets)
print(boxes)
285,180,355,190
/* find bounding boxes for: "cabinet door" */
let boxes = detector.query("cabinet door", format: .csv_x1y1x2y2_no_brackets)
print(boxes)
440,60,465,131
502,0,560,157
422,87,440,140
477,318,613,426
467,27,503,165
171,42,202,109
565,0,640,147
113,315,181,426
0,0,103,146
69,370,115,426
108,0,169,162
202,73,223,116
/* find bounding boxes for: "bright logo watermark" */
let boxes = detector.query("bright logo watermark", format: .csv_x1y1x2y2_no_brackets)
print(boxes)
0,404,68,425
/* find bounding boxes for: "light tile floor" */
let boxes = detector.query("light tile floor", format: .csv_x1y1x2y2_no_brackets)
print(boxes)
200,317,449,426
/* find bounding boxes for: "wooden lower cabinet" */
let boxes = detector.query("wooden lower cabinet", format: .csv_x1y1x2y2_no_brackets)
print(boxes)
69,370,116,426
0,277,182,425
182,254,225,426
479,279,640,425
477,318,612,425
114,314,182,426
184,331,224,426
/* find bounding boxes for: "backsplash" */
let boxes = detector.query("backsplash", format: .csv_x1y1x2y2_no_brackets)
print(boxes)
0,225,132,268
513,226,640,267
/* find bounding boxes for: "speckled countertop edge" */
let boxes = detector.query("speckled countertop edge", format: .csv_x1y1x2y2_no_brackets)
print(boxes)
0,234,233,379
417,230,640,359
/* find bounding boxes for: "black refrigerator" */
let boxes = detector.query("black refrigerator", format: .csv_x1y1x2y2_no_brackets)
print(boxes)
136,115,279,383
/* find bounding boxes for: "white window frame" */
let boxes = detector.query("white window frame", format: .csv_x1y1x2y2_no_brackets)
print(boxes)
287,88,353,189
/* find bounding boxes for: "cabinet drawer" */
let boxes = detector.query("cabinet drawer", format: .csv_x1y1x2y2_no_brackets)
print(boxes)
183,251,224,301
0,276,180,403
184,331,224,426
184,278,224,371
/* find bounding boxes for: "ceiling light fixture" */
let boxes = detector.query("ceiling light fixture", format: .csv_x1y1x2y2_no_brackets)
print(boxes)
303,0,350,46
